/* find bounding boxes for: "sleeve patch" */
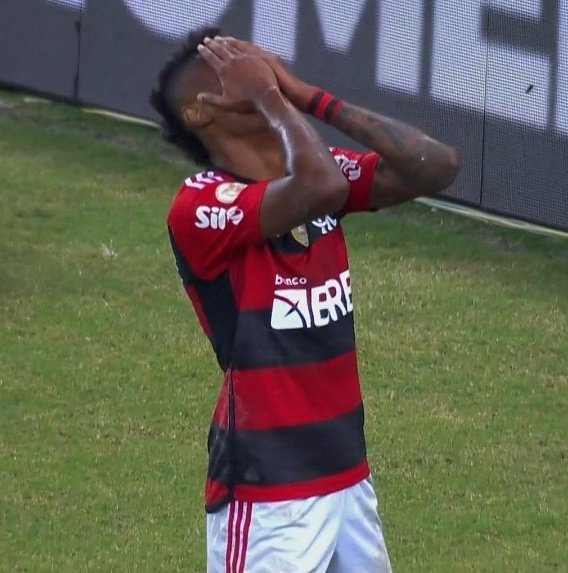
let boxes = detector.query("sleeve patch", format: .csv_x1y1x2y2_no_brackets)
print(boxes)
215,182,248,204
184,171,224,189
333,153,362,182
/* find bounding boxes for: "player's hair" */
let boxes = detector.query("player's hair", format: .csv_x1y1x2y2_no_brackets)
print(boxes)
150,26,220,165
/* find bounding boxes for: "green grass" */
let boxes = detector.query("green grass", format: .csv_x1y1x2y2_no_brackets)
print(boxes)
1,90,567,572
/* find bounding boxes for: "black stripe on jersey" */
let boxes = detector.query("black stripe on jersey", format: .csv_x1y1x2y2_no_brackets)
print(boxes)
169,227,193,288
207,403,366,486
231,309,356,369
268,232,311,254
169,229,238,371
267,219,342,254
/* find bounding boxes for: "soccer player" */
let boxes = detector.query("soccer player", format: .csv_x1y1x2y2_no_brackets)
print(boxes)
151,27,459,573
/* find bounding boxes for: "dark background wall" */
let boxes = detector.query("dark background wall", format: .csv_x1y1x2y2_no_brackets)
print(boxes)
1,0,566,230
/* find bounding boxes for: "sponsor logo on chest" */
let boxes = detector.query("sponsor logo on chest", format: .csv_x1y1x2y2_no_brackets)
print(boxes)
270,270,353,330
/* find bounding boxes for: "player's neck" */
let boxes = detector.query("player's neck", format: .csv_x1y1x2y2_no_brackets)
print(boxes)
207,134,285,182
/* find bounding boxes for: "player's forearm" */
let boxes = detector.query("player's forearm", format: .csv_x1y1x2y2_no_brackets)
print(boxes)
330,102,460,193
258,88,348,206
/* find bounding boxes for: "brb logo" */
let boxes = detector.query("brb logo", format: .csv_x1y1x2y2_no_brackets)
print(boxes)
271,270,353,330
195,205,244,230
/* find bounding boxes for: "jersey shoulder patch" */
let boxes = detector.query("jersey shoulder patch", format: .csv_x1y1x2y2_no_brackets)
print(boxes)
214,181,248,204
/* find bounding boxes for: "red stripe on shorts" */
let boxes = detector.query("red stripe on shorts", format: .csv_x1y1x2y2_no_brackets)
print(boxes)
225,501,236,572
226,501,253,573
231,502,245,572
237,502,253,573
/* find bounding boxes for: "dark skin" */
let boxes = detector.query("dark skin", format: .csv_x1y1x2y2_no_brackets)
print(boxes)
181,36,460,237
175,57,284,180
191,37,348,238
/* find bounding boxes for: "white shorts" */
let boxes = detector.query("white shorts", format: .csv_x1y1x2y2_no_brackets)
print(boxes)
206,477,392,573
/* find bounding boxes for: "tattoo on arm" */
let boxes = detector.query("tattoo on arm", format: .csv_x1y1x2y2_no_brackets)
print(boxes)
331,102,460,203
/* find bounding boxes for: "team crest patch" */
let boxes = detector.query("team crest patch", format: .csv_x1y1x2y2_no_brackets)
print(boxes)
291,225,309,247
215,182,247,204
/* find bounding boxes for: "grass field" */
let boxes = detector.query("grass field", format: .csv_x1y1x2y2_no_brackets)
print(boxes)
1,89,567,572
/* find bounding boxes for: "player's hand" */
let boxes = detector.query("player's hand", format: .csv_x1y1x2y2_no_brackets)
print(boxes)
197,37,279,112
220,37,315,112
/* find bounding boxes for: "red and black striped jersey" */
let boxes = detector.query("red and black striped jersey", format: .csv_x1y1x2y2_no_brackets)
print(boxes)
167,147,380,512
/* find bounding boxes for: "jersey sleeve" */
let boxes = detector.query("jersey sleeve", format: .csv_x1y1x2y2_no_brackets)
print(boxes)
167,179,268,280
330,146,380,216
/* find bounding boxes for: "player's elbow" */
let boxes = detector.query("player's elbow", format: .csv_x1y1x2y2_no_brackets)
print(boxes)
318,175,349,213
301,169,349,215
441,146,461,188
421,145,461,196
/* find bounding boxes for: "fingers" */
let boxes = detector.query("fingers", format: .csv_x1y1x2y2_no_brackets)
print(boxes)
220,36,256,53
196,92,225,107
203,36,237,60
197,42,222,71
197,92,250,113
213,36,242,56
197,36,237,71
220,37,274,62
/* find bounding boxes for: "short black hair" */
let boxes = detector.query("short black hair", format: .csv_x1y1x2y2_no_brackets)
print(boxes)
150,26,220,165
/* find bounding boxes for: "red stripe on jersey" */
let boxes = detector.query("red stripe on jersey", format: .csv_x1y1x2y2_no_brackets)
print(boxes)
206,478,229,511
234,459,370,503
212,350,361,429
206,460,369,509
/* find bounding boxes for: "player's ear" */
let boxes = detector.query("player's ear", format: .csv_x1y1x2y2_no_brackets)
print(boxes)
181,102,213,128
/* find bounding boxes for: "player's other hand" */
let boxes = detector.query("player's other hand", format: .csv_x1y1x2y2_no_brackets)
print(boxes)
220,37,315,112
197,37,279,112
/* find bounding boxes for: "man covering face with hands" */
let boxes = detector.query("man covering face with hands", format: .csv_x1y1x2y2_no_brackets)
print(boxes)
151,27,459,573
